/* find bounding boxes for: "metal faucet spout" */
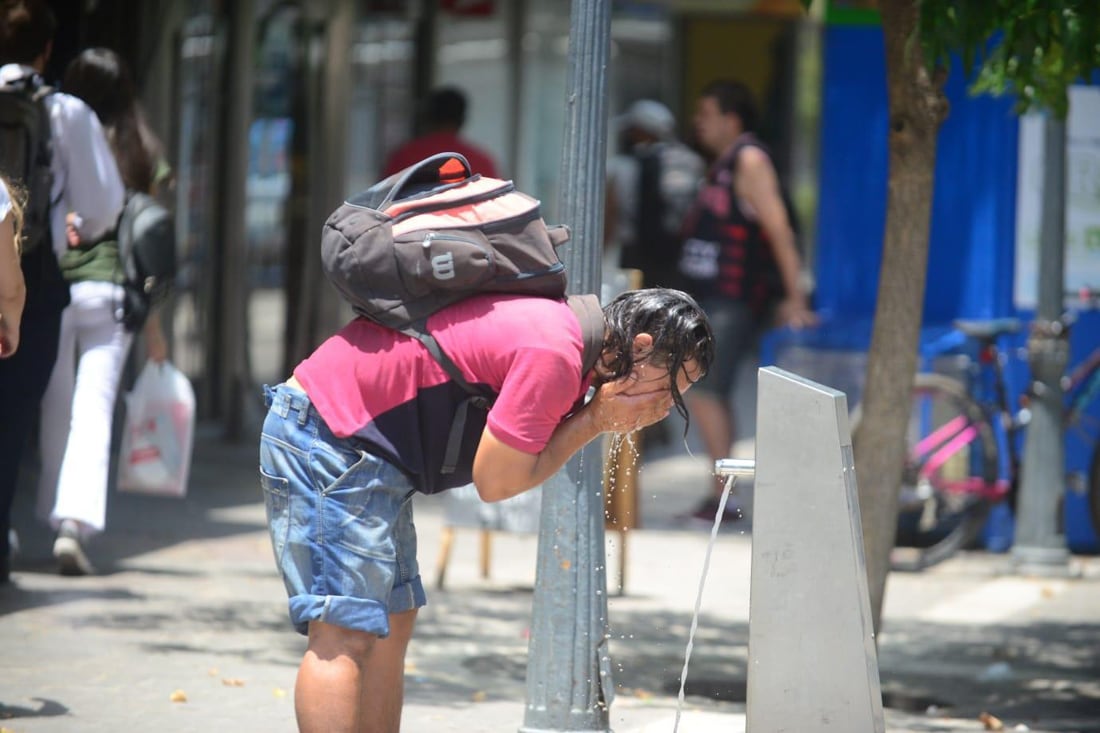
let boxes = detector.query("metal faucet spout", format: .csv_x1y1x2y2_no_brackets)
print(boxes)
714,458,756,477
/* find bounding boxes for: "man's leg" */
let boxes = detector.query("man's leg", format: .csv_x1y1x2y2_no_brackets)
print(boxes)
295,621,379,733
294,610,418,733
263,384,424,732
684,300,760,520
0,306,62,581
359,609,417,732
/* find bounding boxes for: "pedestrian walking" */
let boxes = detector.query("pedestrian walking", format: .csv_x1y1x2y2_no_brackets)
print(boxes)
606,98,704,290
678,79,816,524
0,175,25,363
33,46,165,576
0,0,125,582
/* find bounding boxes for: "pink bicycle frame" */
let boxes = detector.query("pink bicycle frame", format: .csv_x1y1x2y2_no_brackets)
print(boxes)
912,414,1010,500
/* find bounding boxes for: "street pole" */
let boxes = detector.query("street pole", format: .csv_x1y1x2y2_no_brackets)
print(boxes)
521,1,613,731
1013,113,1072,575
214,0,255,440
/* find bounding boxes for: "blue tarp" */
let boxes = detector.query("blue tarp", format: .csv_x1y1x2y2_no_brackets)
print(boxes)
799,24,1099,552
815,25,1020,324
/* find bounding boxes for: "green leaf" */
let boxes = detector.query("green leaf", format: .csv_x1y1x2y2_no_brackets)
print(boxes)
917,0,1100,118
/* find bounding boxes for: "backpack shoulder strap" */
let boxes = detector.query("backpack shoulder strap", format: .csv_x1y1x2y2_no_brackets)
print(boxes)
566,293,605,378
402,323,488,399
407,295,604,477
116,189,138,277
412,294,604,391
401,322,492,476
2,74,54,106
32,85,54,143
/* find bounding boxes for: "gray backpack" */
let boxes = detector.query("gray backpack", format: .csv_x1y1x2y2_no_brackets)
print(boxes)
0,77,53,256
322,152,604,473
116,190,177,331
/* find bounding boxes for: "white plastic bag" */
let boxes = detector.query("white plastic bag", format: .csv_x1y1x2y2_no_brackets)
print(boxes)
118,360,196,498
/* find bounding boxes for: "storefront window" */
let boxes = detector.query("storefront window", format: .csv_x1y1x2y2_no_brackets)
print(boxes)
434,6,511,178
348,14,416,193
516,0,571,219
173,6,223,393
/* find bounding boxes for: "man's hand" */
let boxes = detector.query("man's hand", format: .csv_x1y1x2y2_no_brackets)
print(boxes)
775,294,818,330
0,312,18,358
585,370,674,435
472,356,697,502
472,382,672,502
144,315,169,364
65,212,84,248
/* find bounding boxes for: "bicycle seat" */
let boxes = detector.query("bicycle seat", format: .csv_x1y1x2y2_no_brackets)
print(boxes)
952,318,1021,340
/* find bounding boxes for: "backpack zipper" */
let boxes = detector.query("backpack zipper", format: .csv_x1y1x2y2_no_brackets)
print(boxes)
390,181,518,224
494,263,565,281
403,203,542,235
413,231,564,282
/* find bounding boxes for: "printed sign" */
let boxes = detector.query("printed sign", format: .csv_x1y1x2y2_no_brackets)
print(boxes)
1014,85,1100,308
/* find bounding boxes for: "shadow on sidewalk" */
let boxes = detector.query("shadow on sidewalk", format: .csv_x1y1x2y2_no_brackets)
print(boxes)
404,587,751,709
9,426,264,582
407,583,1100,730
878,618,1100,727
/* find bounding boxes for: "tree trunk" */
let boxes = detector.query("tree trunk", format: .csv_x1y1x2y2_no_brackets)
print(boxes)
854,0,947,634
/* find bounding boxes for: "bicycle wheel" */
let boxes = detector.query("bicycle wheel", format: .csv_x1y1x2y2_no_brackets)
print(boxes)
851,373,1001,570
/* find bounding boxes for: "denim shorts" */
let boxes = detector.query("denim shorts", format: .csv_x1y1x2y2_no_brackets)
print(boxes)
260,383,426,637
692,299,764,399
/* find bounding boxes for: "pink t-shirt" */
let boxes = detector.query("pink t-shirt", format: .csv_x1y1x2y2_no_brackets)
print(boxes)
294,295,590,493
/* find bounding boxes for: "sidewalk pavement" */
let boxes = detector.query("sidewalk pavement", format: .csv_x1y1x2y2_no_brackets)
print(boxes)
2,428,1100,733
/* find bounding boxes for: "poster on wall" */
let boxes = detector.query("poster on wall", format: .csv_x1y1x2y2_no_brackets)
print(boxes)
1015,85,1100,309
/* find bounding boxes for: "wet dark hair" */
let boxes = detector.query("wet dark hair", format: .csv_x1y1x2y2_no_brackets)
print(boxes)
700,79,758,134
63,47,161,193
0,0,55,66
600,288,715,423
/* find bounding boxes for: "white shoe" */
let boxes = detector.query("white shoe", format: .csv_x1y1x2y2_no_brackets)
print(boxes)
53,520,95,576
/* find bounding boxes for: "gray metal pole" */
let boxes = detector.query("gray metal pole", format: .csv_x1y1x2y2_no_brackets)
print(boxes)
521,1,612,731
1013,114,1072,575
215,0,255,440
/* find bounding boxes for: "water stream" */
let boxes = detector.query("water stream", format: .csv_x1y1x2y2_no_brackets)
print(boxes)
672,473,738,732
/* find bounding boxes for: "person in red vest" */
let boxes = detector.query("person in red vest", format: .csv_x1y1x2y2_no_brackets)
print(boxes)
382,86,499,178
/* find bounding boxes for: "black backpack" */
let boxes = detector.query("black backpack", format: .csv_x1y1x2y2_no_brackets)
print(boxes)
116,190,176,331
322,152,605,474
0,77,53,256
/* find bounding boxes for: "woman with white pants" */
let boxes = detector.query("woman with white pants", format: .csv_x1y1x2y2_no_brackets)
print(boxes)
36,281,134,573
36,48,169,575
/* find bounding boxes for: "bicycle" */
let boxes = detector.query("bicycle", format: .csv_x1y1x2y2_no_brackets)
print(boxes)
852,292,1100,571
